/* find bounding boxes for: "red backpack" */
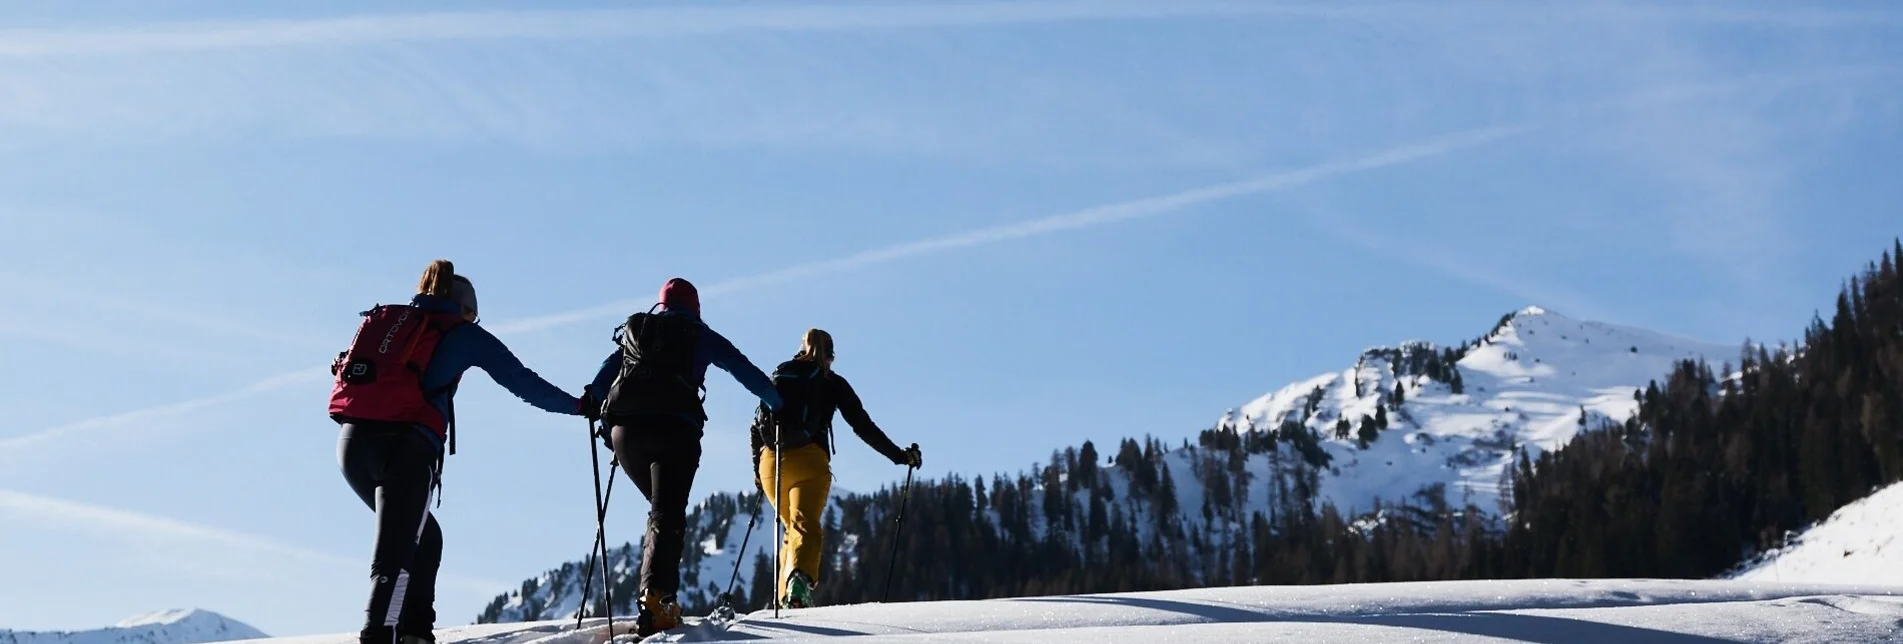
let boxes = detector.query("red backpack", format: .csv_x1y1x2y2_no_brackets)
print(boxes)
328,304,467,444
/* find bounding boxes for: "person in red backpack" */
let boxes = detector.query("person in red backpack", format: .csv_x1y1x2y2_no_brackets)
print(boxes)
329,259,585,644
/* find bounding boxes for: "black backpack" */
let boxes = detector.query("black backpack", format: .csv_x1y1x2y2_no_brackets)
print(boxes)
769,359,832,452
601,309,705,420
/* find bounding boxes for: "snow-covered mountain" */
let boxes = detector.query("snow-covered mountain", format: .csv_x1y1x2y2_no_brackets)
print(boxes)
1729,482,1903,587
1218,305,1736,516
479,306,1739,622
0,610,268,644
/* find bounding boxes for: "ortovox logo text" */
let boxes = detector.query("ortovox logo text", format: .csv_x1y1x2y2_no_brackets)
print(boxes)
377,310,413,354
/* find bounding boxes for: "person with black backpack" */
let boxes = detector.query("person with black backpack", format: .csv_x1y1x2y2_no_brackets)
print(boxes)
582,277,783,637
327,259,587,644
750,328,922,609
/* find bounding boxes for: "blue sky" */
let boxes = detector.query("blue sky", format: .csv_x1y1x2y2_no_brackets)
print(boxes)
1,0,1900,637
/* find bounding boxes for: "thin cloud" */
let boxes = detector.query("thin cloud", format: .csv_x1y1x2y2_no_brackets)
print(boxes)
5,68,1881,454
1,123,1528,453
5,3,1894,158
0,487,506,593
0,487,356,566
0,2,1316,57
0,271,326,367
498,124,1532,334
1,2,1895,58
0,369,327,452
1303,207,1623,325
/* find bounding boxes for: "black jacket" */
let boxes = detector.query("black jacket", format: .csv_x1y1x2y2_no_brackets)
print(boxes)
750,360,908,467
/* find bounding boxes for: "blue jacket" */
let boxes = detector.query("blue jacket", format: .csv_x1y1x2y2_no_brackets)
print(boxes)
588,306,783,423
412,294,582,446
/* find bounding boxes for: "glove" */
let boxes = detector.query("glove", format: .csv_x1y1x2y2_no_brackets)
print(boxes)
894,443,922,469
576,394,601,421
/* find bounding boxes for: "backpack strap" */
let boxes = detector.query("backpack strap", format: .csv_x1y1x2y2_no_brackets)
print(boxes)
393,306,437,374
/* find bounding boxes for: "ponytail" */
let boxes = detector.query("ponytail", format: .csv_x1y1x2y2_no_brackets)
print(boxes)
417,259,456,297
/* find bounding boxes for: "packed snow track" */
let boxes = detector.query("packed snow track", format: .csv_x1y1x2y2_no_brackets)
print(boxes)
236,579,1903,643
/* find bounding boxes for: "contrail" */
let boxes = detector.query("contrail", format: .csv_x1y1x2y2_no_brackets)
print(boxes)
0,369,329,452
0,487,508,592
3,2,1895,58
0,123,1529,453
0,1,1332,58
495,123,1530,334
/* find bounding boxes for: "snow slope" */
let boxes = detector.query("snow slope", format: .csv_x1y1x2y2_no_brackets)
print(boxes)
1,610,268,644
241,580,1903,643
1222,305,1735,515
1730,482,1903,587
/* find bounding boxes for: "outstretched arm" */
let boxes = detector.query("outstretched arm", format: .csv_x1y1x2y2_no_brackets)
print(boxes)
706,329,784,411
832,373,910,465
466,325,583,415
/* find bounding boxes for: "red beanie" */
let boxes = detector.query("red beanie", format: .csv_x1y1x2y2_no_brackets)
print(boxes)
659,278,699,313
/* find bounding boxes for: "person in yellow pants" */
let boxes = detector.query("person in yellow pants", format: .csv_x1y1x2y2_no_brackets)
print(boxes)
752,329,922,609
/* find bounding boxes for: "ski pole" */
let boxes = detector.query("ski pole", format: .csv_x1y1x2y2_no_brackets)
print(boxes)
772,428,784,619
578,428,602,630
720,500,760,609
578,461,618,627
581,418,617,635
882,450,917,603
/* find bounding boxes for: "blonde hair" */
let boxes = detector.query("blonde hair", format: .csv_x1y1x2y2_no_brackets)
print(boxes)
417,259,457,297
794,328,834,372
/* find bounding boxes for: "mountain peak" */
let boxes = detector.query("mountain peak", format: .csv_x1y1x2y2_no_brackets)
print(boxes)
2,609,270,644
115,609,210,629
1228,307,1736,515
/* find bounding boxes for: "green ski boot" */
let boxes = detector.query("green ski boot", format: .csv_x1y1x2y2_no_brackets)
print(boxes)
783,570,815,609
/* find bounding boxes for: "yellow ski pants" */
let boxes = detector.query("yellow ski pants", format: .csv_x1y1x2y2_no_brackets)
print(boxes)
758,443,832,599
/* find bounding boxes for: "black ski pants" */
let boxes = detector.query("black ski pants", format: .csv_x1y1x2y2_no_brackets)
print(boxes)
338,421,443,644
608,414,702,600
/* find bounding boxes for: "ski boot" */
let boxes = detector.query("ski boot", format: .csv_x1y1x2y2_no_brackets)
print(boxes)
782,570,816,609
362,627,433,644
635,592,682,638
710,592,738,622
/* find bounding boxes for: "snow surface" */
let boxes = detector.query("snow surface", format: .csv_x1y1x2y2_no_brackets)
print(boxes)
1223,306,1736,516
1731,481,1903,587
1,610,267,644
235,580,1903,643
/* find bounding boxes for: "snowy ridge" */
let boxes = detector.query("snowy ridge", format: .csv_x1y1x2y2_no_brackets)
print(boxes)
966,306,1738,552
1730,482,1903,587
1027,307,1736,552
1,610,267,644
1222,305,1735,515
